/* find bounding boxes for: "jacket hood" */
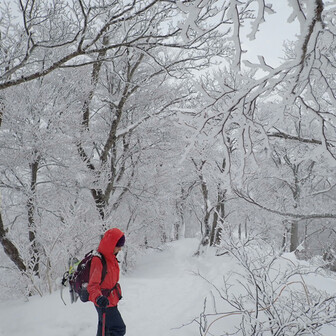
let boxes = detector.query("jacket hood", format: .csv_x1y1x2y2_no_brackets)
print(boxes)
97,228,124,260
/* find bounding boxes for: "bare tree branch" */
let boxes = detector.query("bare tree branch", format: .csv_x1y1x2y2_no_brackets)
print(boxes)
233,188,336,220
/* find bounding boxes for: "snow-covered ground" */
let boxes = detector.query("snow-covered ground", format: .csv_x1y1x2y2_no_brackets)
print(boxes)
1,238,336,336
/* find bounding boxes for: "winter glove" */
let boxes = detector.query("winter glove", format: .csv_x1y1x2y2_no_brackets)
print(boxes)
96,295,109,308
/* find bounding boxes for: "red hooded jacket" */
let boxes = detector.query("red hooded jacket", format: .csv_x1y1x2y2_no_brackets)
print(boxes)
87,228,124,307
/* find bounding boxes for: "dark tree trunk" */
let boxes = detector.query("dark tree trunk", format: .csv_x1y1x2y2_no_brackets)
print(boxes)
210,187,226,246
0,212,26,272
27,158,40,276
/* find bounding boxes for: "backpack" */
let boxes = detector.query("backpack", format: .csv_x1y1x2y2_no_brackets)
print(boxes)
62,250,107,303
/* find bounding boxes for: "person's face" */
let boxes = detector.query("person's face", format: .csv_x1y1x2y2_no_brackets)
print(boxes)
114,246,122,255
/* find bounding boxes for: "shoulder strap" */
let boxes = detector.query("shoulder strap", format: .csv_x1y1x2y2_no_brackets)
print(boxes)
100,253,107,284
92,251,107,284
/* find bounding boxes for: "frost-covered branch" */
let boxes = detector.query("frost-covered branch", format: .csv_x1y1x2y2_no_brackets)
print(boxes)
233,188,336,220
193,238,336,336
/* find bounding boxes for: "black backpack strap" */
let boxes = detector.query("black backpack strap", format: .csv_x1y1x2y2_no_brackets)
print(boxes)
100,253,107,284
93,252,121,300
92,251,107,285
101,283,122,300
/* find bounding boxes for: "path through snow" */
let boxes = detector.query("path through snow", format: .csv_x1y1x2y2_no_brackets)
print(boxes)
0,239,214,336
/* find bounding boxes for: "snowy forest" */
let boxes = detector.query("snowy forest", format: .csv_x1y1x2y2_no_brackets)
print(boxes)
1,0,336,334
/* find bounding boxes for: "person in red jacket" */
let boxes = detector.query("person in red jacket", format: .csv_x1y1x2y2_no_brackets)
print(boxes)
88,228,126,336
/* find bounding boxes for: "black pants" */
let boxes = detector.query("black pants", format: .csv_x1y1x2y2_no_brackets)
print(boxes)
96,306,126,336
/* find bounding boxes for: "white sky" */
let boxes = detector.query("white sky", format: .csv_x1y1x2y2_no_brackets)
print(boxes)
241,0,299,67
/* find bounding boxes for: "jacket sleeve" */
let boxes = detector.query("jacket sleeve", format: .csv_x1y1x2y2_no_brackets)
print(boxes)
87,256,103,303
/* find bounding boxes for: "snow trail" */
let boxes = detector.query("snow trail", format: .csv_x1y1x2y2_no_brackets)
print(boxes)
0,239,209,336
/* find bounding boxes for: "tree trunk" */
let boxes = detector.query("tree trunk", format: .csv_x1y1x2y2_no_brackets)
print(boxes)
0,212,26,272
283,156,302,253
290,220,299,252
209,187,226,246
27,158,40,276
